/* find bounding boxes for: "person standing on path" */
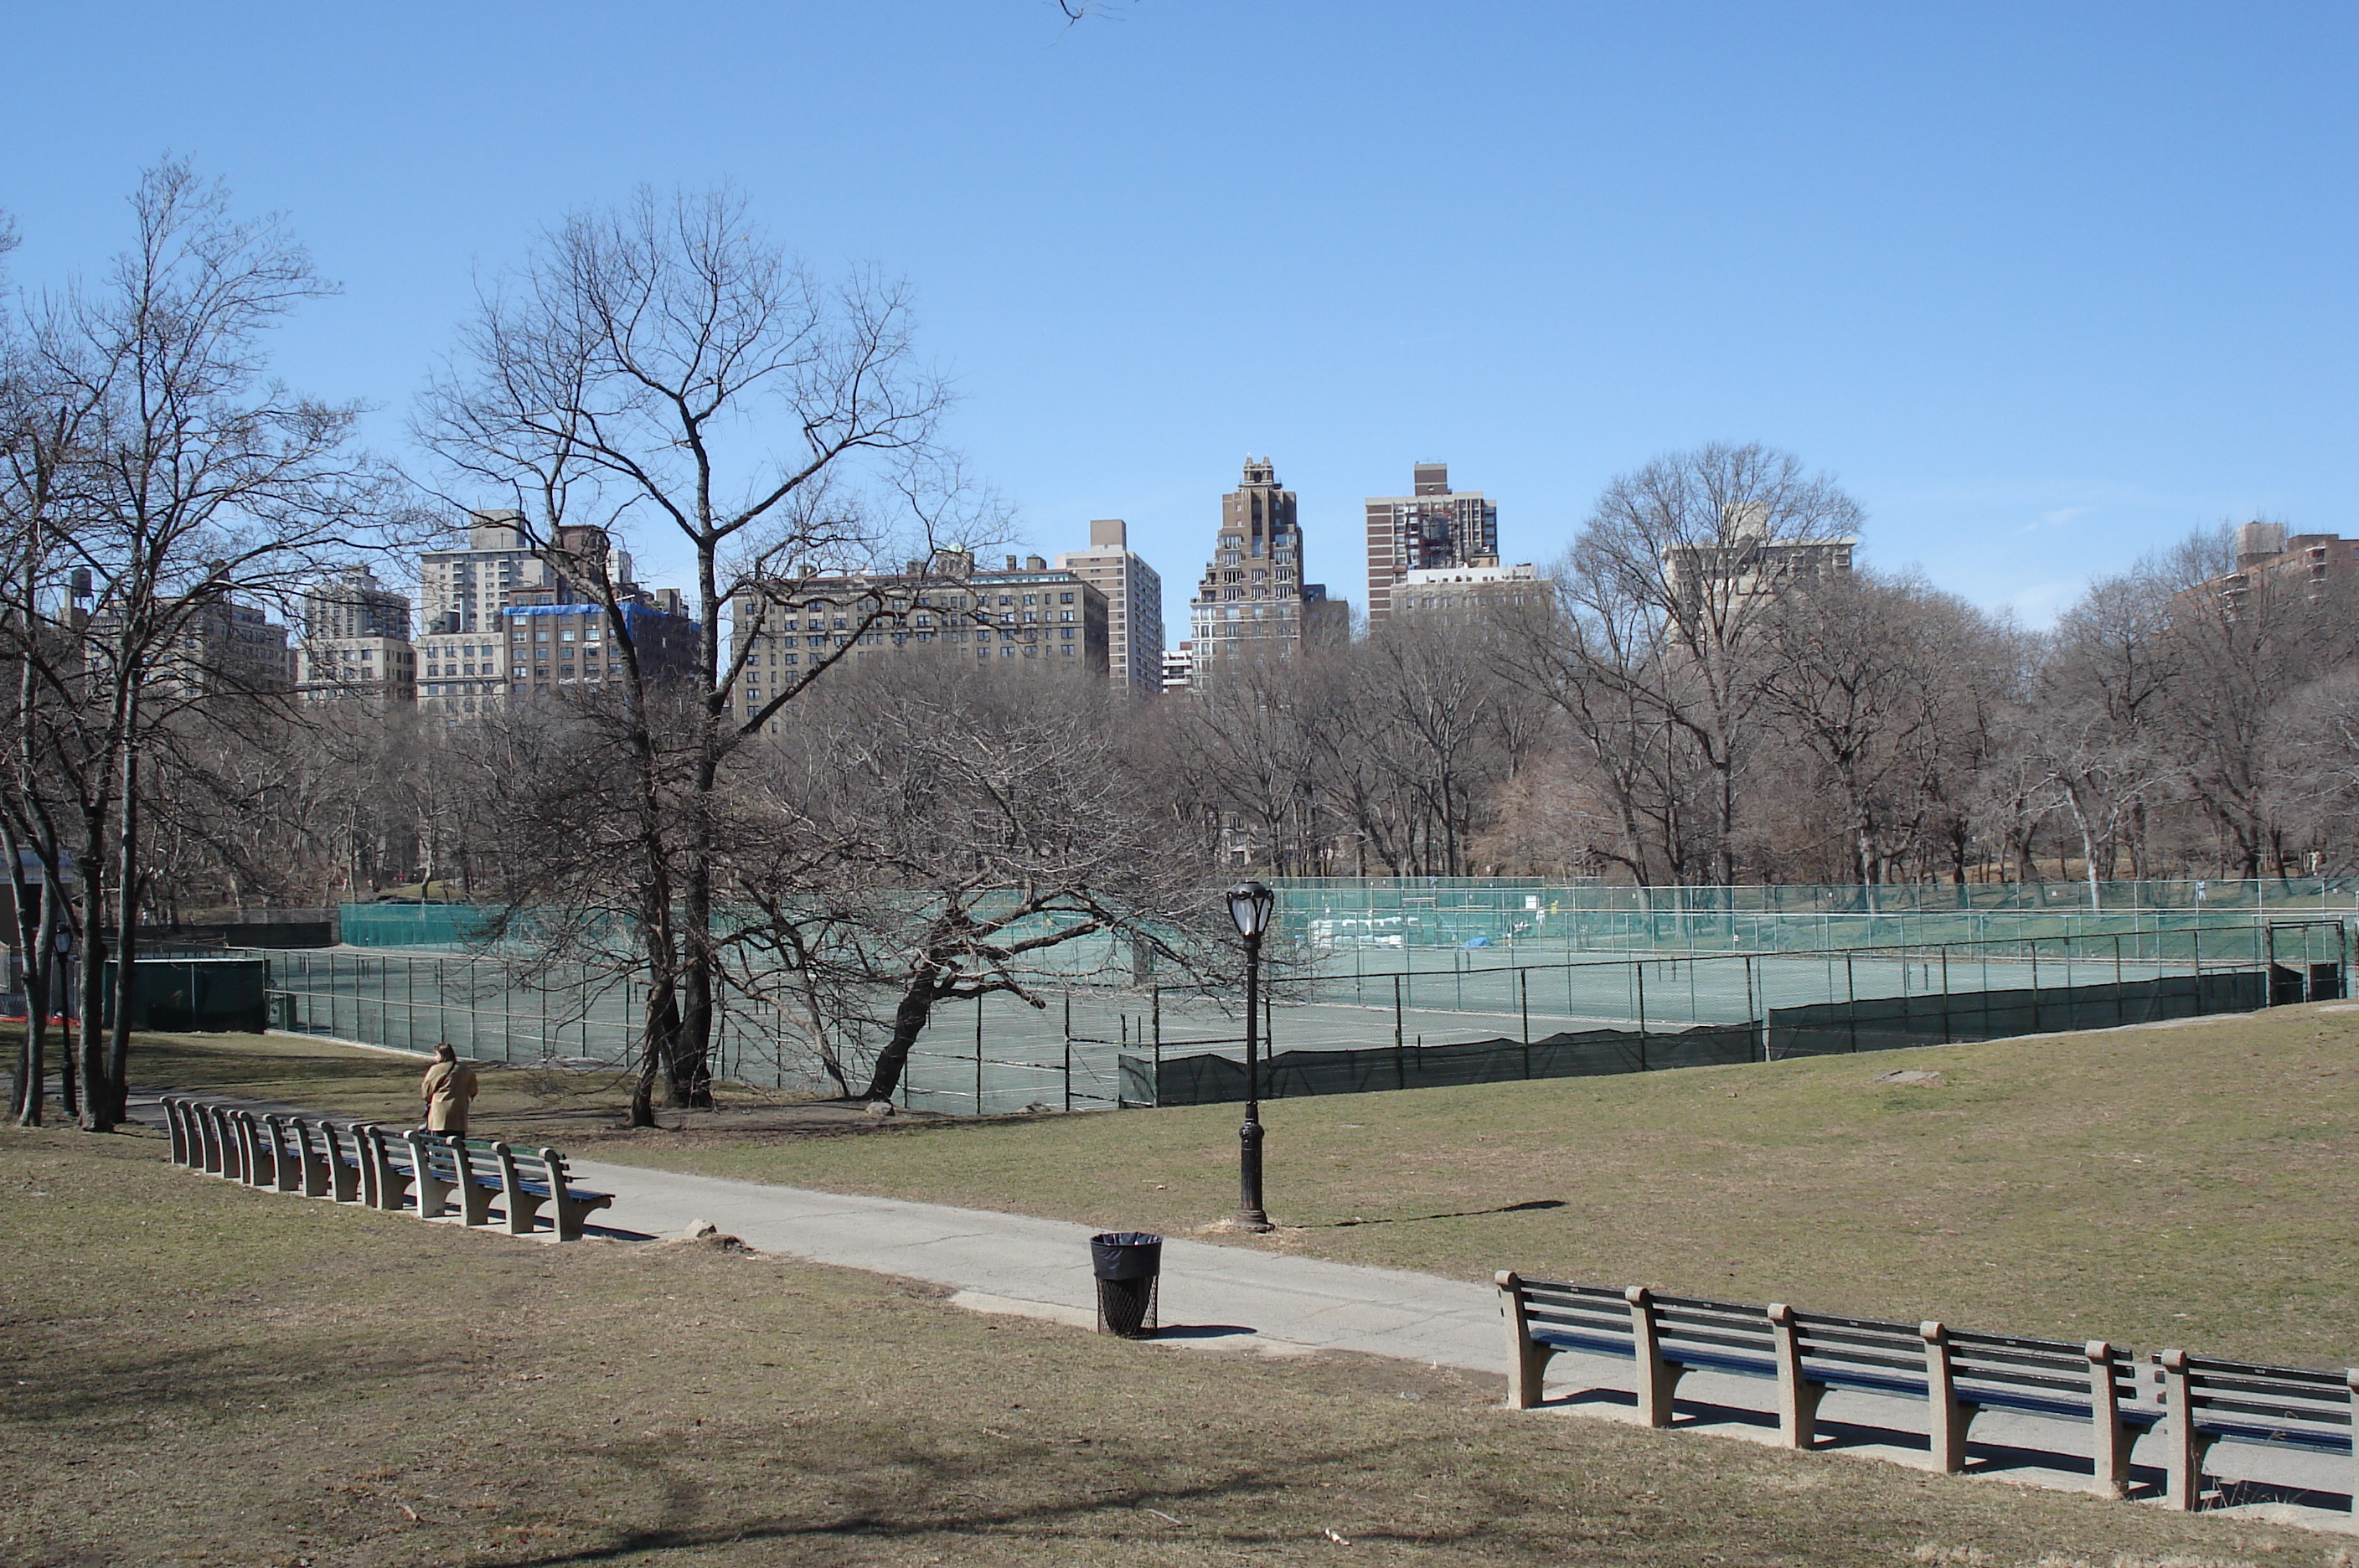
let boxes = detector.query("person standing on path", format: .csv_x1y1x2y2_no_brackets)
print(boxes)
420,1044,479,1137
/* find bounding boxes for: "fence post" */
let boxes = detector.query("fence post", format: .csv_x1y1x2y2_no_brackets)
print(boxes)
2192,926,2202,1014
2031,941,2042,1032
1744,954,1759,1060
1636,962,1648,1070
974,994,984,1116
2114,933,2126,1027
1845,952,1857,1054
1940,946,1952,1044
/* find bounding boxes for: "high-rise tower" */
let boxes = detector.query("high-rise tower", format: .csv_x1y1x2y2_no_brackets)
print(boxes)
1364,462,1498,623
1055,518,1164,695
1188,457,1336,686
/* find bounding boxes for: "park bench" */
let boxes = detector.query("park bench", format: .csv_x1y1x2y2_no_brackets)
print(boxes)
182,1099,230,1178
2159,1349,2356,1510
316,1118,374,1204
206,1101,244,1181
229,1109,277,1190
259,1115,333,1198
1499,1273,2160,1493
405,1130,499,1225
401,1132,614,1240
359,1124,421,1213
160,1096,611,1242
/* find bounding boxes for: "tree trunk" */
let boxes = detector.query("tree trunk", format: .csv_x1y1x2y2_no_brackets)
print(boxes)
103,736,140,1127
631,882,678,1129
860,972,942,1104
77,802,110,1133
667,836,716,1110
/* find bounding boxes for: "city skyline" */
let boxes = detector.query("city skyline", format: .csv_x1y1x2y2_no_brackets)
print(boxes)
4,4,2349,647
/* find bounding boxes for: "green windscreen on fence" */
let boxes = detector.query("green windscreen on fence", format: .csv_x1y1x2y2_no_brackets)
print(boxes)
1128,967,2298,1107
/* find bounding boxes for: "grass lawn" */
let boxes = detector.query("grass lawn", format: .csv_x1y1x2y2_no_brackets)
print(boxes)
1,1119,2345,1567
117,1025,633,1132
120,1003,2359,1367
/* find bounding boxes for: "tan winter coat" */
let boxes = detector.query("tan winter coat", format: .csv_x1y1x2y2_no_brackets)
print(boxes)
421,1060,480,1132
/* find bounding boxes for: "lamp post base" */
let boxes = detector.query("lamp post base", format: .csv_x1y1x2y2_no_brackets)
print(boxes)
1238,1112,1270,1231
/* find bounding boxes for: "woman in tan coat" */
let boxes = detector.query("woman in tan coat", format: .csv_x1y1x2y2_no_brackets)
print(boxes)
420,1044,479,1137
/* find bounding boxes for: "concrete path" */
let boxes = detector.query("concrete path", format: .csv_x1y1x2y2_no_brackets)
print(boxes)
129,1088,2355,1536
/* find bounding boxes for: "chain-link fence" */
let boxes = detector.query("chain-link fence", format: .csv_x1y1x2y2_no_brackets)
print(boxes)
1032,919,2351,1112
253,946,1104,1112
279,905,2353,1116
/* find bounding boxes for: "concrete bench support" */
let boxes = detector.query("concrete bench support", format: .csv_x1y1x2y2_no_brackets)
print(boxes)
1767,1302,1826,1449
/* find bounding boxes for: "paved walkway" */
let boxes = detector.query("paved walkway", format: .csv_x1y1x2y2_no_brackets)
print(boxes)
131,1088,2355,1535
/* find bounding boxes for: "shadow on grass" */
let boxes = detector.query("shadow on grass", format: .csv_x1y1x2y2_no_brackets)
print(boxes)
1309,1199,1567,1230
462,1431,1536,1567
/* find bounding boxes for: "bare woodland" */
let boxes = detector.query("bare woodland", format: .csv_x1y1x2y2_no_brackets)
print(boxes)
8,168,2359,1127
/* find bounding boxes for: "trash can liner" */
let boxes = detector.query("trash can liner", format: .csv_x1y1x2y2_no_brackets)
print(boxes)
1090,1231,1163,1338
1091,1232,1164,1281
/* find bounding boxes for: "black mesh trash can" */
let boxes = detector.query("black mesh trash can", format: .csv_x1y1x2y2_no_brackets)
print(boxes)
1090,1231,1162,1338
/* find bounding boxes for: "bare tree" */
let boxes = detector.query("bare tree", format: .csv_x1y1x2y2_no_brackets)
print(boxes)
732,661,1226,1102
1756,572,2009,888
2140,525,2354,878
0,162,390,1129
1561,442,1865,886
416,186,994,1122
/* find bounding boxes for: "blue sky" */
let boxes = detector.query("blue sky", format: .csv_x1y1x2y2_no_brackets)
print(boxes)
4,2,2351,636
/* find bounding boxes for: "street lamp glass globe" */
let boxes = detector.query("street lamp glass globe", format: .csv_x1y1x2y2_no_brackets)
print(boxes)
1226,880,1274,939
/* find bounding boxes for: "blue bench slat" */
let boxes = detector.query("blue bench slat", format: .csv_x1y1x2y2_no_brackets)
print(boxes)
2193,1419,2353,1454
1532,1328,1639,1359
1662,1348,1778,1380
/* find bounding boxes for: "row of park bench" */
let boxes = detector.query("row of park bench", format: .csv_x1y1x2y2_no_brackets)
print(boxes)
163,1096,614,1241
1498,1271,2356,1514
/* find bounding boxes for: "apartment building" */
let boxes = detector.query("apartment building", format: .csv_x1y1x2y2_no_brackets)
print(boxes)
297,566,415,704
1364,462,1499,623
413,627,513,716
298,635,416,703
416,511,633,636
1161,642,1195,693
1660,504,1855,610
1054,519,1164,696
487,591,701,709
728,553,1109,720
1388,560,1550,627
104,593,295,698
2207,521,2359,616
1187,457,1345,686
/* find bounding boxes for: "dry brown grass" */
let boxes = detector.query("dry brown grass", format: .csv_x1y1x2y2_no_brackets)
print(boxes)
3,1119,2348,1567
127,1002,2359,1367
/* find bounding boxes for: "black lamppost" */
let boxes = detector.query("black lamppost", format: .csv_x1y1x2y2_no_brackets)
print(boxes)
1226,879,1276,1232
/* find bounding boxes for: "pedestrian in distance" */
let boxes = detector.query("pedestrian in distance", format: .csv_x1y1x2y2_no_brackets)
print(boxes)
420,1043,479,1139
